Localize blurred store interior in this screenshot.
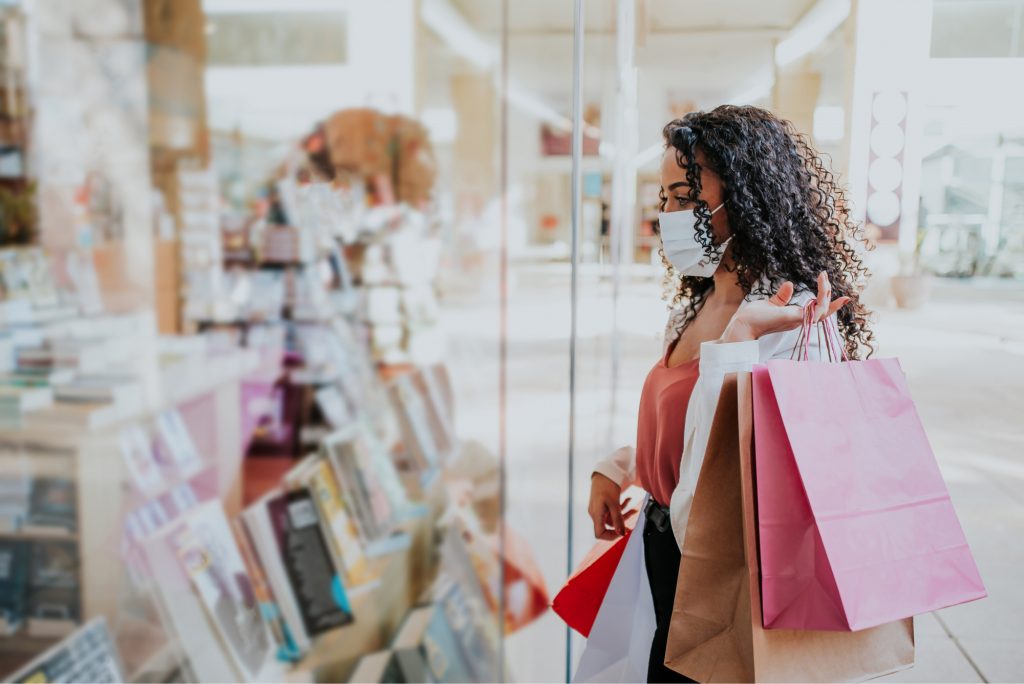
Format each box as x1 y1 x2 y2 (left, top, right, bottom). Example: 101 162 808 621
0 0 1021 682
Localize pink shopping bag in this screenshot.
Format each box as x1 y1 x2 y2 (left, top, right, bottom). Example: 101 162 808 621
751 305 985 631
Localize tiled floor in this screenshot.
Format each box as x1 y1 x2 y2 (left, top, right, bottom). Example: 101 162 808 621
443 266 1024 683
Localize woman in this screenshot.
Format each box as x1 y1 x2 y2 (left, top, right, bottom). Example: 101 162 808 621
587 105 875 682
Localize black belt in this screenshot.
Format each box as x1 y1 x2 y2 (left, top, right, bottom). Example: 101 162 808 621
643 498 672 533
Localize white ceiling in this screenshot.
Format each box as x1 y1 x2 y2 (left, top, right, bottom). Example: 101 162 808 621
437 0 829 105
450 0 817 34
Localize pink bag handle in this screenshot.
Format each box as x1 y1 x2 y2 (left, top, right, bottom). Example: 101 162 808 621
790 299 848 362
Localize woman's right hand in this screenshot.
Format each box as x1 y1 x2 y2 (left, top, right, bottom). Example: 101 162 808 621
589 473 628 540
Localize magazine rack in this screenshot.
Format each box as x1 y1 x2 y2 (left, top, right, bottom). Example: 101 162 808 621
0 346 261 679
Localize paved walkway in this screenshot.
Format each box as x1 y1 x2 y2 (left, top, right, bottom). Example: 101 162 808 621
443 267 1023 682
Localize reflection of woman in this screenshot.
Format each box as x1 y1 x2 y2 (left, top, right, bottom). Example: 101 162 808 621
588 106 875 682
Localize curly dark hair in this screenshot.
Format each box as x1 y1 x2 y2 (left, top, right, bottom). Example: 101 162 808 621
657 105 875 359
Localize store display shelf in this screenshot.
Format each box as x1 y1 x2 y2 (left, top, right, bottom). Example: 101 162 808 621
0 350 260 448
258 260 312 270
292 511 435 683
0 529 77 542
0 630 60 653
126 639 184 682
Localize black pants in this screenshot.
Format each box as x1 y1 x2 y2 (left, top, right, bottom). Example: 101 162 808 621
643 508 697 683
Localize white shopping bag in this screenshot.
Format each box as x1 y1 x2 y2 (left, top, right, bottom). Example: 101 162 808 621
573 500 656 683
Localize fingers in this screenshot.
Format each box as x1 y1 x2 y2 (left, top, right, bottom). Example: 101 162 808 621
607 503 625 537
591 508 605 539
827 297 850 317
769 281 794 306
591 501 626 539
815 272 832 322
619 496 632 511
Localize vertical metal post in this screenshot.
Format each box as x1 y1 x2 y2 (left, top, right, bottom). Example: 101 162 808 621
609 0 638 449
498 0 510 681
566 0 584 681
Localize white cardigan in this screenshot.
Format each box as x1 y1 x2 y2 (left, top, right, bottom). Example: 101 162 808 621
593 289 834 551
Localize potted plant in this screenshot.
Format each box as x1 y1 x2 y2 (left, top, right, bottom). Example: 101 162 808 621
890 226 932 309
0 181 37 246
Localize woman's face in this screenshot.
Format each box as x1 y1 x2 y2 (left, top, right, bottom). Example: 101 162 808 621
659 147 730 245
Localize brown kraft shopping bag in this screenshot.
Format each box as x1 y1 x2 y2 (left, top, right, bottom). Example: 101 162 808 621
664 372 915 682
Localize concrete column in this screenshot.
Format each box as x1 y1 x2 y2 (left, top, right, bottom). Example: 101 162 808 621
846 0 933 251
451 72 497 218
772 59 822 139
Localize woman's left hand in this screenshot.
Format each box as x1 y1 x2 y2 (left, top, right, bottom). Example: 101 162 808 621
720 271 850 343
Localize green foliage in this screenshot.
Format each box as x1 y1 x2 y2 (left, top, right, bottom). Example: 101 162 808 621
0 181 37 246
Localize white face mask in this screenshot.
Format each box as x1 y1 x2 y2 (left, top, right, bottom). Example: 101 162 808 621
658 203 730 277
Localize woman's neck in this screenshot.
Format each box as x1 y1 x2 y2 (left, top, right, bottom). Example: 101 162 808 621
710 253 746 306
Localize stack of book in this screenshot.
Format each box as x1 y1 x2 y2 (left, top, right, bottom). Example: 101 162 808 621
178 165 227 325
0 382 53 427
260 225 314 265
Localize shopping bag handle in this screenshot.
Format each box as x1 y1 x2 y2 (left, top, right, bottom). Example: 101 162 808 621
790 299 849 362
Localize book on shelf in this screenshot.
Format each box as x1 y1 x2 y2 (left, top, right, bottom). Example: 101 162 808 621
24 477 76 534
241 490 312 654
364 286 403 325
0 333 13 373
315 385 355 430
154 409 204 477
118 425 163 496
231 517 301 663
8 617 125 684
0 384 54 423
59 248 105 316
322 428 391 545
386 606 434 682
266 489 354 637
140 511 242 684
167 483 199 518
53 372 144 409
0 367 76 387
0 539 29 635
20 399 122 431
414 366 455 456
347 649 406 683
27 540 80 638
286 457 374 589
171 502 276 681
0 247 59 309
15 341 111 374
378 598 478 684
0 475 30 532
388 375 441 472
437 525 503 682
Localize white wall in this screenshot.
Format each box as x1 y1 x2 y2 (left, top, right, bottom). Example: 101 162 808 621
203 0 416 140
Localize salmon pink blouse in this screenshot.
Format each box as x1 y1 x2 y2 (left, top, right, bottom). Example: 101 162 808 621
635 338 700 507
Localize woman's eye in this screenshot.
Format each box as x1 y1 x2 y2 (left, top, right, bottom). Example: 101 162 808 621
675 196 689 208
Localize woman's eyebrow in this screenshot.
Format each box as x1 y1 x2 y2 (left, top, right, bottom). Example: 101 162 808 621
667 182 689 191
